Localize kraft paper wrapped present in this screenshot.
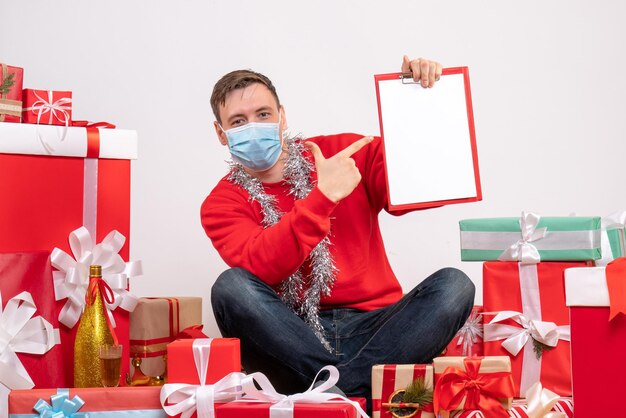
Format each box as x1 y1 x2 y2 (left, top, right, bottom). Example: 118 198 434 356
444 306 483 357
0 252 62 417
482 261 585 397
565 259 626 417
433 356 514 418
0 63 23 123
130 297 203 378
0 121 139 386
459 212 601 262
372 364 434 418
22 89 72 126
595 211 626 266
9 387 165 417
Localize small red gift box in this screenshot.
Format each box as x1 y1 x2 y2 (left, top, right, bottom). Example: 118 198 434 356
444 306 483 357
167 338 241 385
371 364 434 418
482 261 586 397
0 63 23 123
565 261 626 417
8 387 163 416
0 122 138 386
22 89 72 126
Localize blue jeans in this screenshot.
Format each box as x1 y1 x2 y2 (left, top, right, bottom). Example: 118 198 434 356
211 267 474 410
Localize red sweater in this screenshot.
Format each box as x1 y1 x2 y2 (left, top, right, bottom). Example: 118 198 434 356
201 133 405 311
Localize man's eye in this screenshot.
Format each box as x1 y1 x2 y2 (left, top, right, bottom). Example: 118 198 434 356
231 119 245 126
259 112 270 119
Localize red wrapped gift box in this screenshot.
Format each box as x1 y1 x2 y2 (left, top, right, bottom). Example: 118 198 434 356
565 263 626 417
0 63 23 123
448 397 573 417
444 306 483 357
0 121 138 386
168 338 241 385
482 261 586 397
215 398 367 418
9 386 164 417
22 89 72 126
0 252 65 389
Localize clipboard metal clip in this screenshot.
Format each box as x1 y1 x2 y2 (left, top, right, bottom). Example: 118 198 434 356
400 72 418 84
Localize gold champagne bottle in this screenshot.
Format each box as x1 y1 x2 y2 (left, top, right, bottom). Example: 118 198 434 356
74 265 117 387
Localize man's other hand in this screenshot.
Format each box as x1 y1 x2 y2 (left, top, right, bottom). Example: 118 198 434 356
401 56 443 88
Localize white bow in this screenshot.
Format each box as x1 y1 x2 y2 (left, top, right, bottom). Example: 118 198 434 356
240 366 369 418
498 212 547 264
160 339 248 418
0 291 59 391
483 311 570 357
525 382 567 418
50 226 142 328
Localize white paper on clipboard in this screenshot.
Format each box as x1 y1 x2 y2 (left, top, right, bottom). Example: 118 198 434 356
375 67 481 210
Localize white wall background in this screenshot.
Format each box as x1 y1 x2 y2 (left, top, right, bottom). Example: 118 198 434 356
2 0 625 338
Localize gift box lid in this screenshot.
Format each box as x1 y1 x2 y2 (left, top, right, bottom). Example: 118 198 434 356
565 266 610 306
0 121 137 159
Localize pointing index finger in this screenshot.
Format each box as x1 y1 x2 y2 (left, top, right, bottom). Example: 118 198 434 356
337 136 374 158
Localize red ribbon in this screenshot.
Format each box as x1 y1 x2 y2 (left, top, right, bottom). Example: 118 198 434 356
434 358 515 418
176 324 207 339
85 277 119 345
69 121 115 158
606 257 626 321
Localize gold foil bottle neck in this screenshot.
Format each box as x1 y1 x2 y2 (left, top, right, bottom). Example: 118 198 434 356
90 265 102 278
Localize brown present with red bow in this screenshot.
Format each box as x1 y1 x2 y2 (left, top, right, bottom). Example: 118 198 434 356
433 356 515 418
0 63 23 123
129 297 204 382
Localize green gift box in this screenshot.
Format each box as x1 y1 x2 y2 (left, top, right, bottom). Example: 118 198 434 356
459 212 601 262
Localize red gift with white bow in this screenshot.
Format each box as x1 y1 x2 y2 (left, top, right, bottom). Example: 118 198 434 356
482 261 585 397
160 338 368 418
22 89 72 126
0 251 61 417
0 121 138 385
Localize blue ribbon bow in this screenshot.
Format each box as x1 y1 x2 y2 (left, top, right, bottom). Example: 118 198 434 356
33 389 89 418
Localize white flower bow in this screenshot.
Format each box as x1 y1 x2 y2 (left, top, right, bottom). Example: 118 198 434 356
50 226 142 328
0 291 59 391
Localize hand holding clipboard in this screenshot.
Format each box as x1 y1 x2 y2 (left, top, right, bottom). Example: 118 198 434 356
375 65 482 211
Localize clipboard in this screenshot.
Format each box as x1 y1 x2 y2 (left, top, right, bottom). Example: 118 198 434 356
374 67 482 211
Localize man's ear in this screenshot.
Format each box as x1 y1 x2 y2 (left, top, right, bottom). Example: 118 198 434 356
280 105 288 133
214 121 228 146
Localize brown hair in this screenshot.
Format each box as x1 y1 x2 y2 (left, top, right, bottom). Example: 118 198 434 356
210 69 280 124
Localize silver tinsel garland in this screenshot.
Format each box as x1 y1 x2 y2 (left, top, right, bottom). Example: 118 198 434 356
227 136 337 352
